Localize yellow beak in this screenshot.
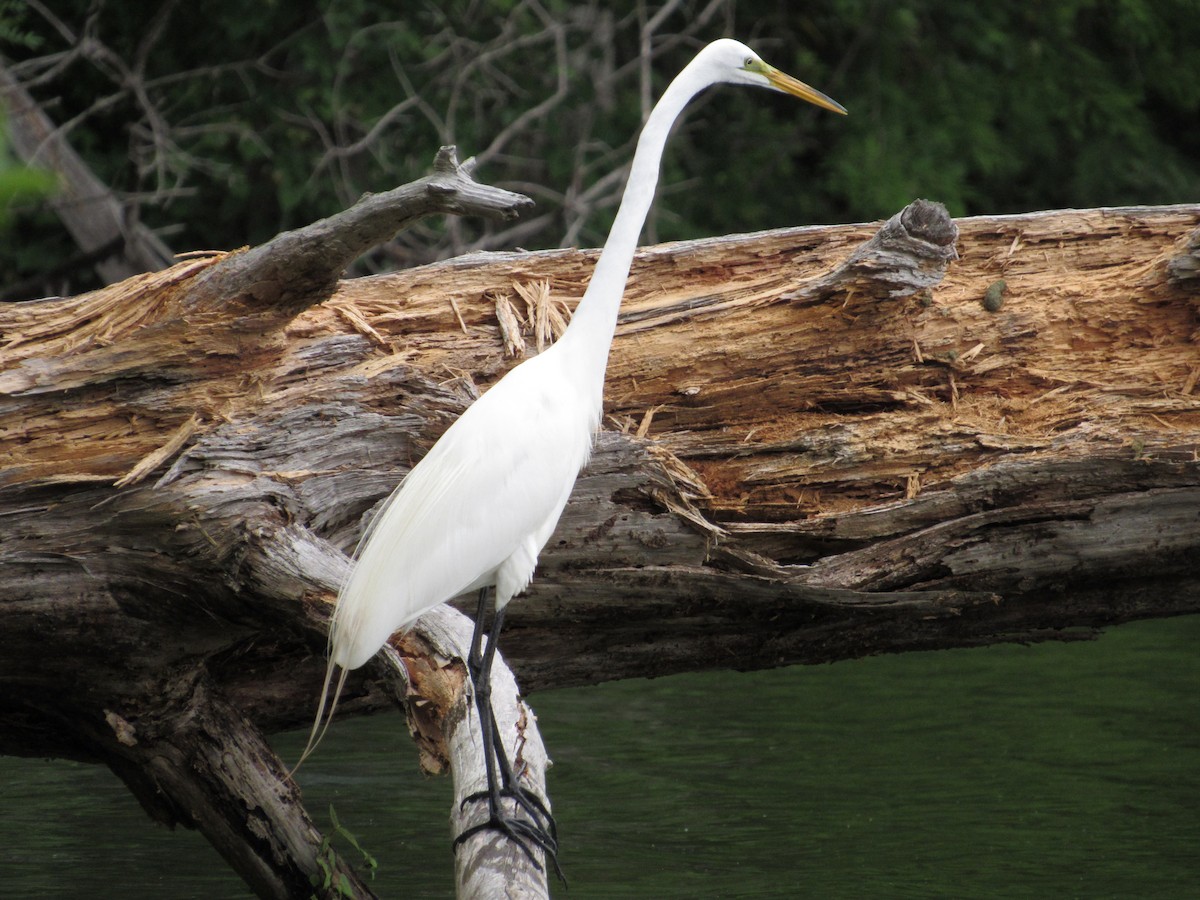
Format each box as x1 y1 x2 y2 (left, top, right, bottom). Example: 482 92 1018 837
764 65 847 116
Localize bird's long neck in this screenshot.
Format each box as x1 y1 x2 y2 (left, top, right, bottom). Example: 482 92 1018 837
557 61 713 400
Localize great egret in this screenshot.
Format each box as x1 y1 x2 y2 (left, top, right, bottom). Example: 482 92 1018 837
300 37 845 874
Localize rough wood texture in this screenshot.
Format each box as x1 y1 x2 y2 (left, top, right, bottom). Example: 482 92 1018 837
0 148 543 898
382 609 552 899
2 193 1199 896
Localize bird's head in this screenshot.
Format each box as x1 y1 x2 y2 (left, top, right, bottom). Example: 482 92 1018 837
698 38 847 116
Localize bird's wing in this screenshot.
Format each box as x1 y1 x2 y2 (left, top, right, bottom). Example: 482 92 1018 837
331 358 593 669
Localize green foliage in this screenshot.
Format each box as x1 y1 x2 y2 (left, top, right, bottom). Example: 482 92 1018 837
3 0 1198 298
0 0 41 51
821 0 1200 217
0 126 55 228
1 3 55 220
0 155 55 225
309 804 377 898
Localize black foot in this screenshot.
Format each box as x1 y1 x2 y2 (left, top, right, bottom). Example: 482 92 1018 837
460 783 558 844
459 589 566 885
453 807 566 885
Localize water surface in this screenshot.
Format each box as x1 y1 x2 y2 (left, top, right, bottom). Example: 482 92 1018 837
2 615 1197 898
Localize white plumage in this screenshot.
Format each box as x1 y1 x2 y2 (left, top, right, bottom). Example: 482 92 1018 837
331 350 598 670
298 37 844 871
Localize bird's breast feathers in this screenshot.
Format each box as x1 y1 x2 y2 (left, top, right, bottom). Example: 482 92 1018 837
338 357 596 642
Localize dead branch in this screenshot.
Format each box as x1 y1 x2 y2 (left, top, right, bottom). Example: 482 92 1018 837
0 148 540 898
2 196 1198 898
186 147 535 320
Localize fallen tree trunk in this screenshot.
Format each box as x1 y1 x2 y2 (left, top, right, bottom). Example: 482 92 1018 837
0 148 552 898
2 165 1198 897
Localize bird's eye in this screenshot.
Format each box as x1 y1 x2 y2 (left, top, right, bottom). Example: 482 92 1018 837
744 56 755 68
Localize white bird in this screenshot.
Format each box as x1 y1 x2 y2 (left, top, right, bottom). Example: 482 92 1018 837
299 37 845 873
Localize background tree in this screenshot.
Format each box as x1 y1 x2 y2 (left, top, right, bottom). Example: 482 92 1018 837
3 0 1199 299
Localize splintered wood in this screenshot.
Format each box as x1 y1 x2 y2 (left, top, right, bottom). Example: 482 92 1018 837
3 203 1199 878
4 206 1197 528
305 205 1200 523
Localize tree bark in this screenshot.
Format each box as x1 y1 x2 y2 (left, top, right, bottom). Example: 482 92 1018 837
2 183 1198 897
0 147 545 898
0 57 175 287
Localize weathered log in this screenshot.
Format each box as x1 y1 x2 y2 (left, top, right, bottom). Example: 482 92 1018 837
1168 224 1200 284
0 148 546 898
2 192 1199 897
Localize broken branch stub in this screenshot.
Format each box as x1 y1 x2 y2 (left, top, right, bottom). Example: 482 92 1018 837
347 609 553 898
185 146 536 323
1167 225 1200 285
787 198 959 303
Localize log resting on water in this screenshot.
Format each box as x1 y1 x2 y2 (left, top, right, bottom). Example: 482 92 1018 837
2 155 1199 897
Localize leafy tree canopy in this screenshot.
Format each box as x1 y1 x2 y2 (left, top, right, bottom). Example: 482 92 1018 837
2 0 1198 298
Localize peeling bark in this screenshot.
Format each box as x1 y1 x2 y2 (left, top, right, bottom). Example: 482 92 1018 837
1168 224 1200 285
2 193 1198 896
0 148 543 898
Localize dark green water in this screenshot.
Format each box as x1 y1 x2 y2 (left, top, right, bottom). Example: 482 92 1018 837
3 615 1197 898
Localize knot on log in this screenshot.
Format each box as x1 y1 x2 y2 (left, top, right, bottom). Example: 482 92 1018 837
432 145 464 176
428 147 467 196
899 198 959 249
786 199 959 304
1167 226 1200 286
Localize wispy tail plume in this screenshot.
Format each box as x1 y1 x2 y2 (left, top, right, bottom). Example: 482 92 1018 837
289 654 349 777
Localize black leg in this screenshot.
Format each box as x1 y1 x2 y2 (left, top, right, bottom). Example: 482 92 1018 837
486 709 558 840
454 588 564 882
476 604 557 831
467 586 489 676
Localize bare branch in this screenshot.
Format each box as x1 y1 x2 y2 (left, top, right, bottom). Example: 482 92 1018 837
475 21 570 170
187 146 534 317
